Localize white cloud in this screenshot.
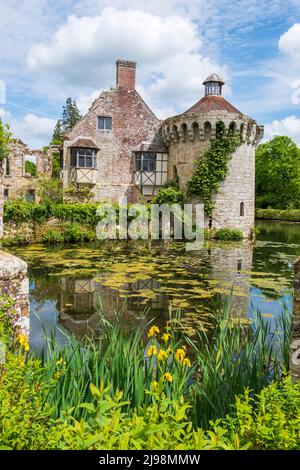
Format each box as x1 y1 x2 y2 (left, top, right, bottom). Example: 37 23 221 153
12 114 56 148
279 23 300 60
76 89 101 114
0 107 56 148
264 116 300 146
27 7 226 115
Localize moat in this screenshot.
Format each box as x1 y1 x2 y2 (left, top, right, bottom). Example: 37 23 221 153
9 219 298 350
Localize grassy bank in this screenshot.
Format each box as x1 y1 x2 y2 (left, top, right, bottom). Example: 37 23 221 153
256 208 300 222
1 296 299 450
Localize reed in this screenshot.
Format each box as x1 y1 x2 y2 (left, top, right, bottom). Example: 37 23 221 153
35 297 291 427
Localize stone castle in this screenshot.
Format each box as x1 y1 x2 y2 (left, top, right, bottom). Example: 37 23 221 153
62 60 264 237
0 59 264 239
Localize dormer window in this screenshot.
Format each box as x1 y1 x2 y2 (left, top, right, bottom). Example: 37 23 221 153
135 152 156 172
98 116 112 130
71 148 97 168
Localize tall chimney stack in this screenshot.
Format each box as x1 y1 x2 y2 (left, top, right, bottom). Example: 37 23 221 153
116 60 136 90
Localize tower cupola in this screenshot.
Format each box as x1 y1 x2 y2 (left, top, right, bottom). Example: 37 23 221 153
203 73 225 96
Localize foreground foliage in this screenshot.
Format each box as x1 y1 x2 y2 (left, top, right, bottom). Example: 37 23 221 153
0 296 299 450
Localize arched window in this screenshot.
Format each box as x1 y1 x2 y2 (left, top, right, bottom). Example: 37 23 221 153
204 121 211 140
240 123 245 139
247 122 253 138
192 122 199 140
228 121 236 136
181 123 188 141
216 121 225 139
240 202 245 217
172 124 179 142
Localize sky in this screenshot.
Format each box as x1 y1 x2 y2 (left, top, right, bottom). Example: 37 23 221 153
0 0 300 148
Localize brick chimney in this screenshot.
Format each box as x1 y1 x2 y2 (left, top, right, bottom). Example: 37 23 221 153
116 60 136 90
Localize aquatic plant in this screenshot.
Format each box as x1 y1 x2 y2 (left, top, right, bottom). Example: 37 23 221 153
188 298 291 427
214 228 244 241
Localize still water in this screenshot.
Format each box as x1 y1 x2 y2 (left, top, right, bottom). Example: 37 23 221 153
9 220 299 350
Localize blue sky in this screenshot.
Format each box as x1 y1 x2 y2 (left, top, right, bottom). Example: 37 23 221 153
1 0 300 148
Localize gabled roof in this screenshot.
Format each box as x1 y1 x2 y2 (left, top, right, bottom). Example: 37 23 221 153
69 138 99 149
183 95 242 115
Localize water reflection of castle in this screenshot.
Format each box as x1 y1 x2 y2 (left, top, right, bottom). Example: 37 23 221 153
209 241 253 315
58 242 254 338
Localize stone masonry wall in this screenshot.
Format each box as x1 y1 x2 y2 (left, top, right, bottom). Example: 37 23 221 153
4 139 52 201
211 142 255 235
0 163 3 238
63 60 164 203
63 88 162 203
163 111 262 238
0 250 30 336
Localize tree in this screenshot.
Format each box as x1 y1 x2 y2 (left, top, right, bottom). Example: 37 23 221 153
51 120 63 144
0 119 12 237
61 98 81 133
256 135 300 209
25 160 36 176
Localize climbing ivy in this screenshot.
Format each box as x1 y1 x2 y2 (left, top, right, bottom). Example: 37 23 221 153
187 126 241 215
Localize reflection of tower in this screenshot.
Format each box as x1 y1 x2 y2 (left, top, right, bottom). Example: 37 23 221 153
209 241 253 316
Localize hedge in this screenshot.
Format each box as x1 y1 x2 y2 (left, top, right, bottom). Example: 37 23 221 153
255 208 300 222
4 202 109 227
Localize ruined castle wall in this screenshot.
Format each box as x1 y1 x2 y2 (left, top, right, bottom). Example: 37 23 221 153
4 140 52 201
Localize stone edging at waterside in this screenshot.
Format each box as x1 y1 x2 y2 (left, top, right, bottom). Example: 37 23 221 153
0 250 30 336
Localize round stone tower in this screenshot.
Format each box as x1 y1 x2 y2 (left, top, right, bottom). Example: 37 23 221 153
162 74 264 238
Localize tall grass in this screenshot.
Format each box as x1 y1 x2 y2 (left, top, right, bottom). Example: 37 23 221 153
187 298 291 427
35 298 291 428
38 310 192 420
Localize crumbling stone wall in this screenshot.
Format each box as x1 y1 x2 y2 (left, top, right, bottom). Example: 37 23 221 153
4 139 52 201
0 250 29 336
0 162 4 238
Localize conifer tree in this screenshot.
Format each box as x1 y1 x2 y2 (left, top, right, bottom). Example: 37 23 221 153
51 119 63 144
61 98 81 133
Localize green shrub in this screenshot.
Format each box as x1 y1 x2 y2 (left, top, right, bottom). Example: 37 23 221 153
3 202 50 226
42 229 64 244
1 234 29 246
222 376 300 450
153 187 185 204
36 177 63 205
255 208 300 222
214 228 244 241
0 353 54 450
63 222 96 243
